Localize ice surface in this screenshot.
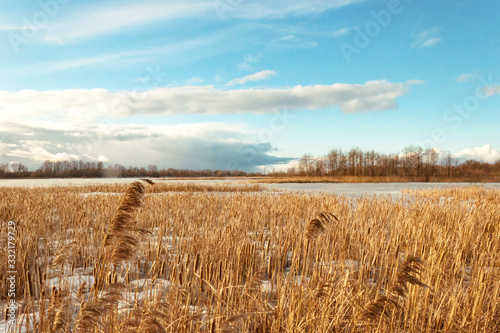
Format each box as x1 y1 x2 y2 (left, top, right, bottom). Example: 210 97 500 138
1 178 498 198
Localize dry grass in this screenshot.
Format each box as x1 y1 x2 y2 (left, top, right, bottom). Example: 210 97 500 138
0 183 499 332
79 182 267 194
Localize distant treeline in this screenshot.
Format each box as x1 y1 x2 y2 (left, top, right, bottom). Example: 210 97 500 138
0 160 261 179
273 146 500 181
1 145 500 181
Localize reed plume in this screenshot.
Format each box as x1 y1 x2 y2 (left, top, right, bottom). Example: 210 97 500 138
305 212 339 240
361 255 430 324
104 181 150 266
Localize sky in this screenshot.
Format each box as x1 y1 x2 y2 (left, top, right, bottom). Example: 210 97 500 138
0 0 499 171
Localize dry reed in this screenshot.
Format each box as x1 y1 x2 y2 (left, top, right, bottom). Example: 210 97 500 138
0 184 498 332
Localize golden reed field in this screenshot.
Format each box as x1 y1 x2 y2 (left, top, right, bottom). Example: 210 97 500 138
1 182 499 332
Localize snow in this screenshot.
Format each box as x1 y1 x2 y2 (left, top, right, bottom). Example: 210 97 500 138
1 178 498 198
265 182 500 197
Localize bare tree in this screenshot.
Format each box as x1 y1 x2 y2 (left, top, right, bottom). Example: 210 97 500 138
298 153 314 176
326 149 339 176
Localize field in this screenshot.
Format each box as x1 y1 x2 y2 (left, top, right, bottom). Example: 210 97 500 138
1 182 499 332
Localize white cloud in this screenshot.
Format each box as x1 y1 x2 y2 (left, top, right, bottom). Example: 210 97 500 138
272 34 319 48
225 70 276 86
0 140 83 162
456 72 480 83
453 144 500 164
0 78 423 170
277 35 296 41
265 158 301 173
187 77 204 84
332 27 353 37
0 80 422 119
411 28 442 49
238 54 261 71
421 37 441 48
44 1 212 43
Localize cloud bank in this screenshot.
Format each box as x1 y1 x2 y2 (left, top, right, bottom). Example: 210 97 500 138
0 79 422 171
0 122 292 171
0 80 422 119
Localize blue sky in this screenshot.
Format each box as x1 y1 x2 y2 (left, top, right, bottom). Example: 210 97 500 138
0 0 499 171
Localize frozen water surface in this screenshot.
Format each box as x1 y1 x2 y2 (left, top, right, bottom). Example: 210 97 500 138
0 178 498 198
264 182 500 198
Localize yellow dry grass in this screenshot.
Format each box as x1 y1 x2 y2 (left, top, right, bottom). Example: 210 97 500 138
0 183 499 332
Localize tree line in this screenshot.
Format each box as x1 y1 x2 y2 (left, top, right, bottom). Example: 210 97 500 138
1 145 499 180
279 146 500 180
0 160 260 179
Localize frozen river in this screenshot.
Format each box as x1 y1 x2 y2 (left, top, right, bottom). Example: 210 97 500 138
1 178 498 197
264 182 500 197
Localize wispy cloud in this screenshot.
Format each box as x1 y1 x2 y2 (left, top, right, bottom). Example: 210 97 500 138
43 1 212 43
272 34 319 48
238 54 262 71
36 0 365 43
224 0 366 19
187 77 204 84
225 70 276 86
0 26 24 31
411 27 442 48
8 30 236 75
332 27 354 37
0 80 423 118
277 35 296 41
456 72 480 82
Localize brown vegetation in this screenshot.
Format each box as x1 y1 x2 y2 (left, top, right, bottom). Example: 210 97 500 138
0 161 259 179
0 183 499 332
